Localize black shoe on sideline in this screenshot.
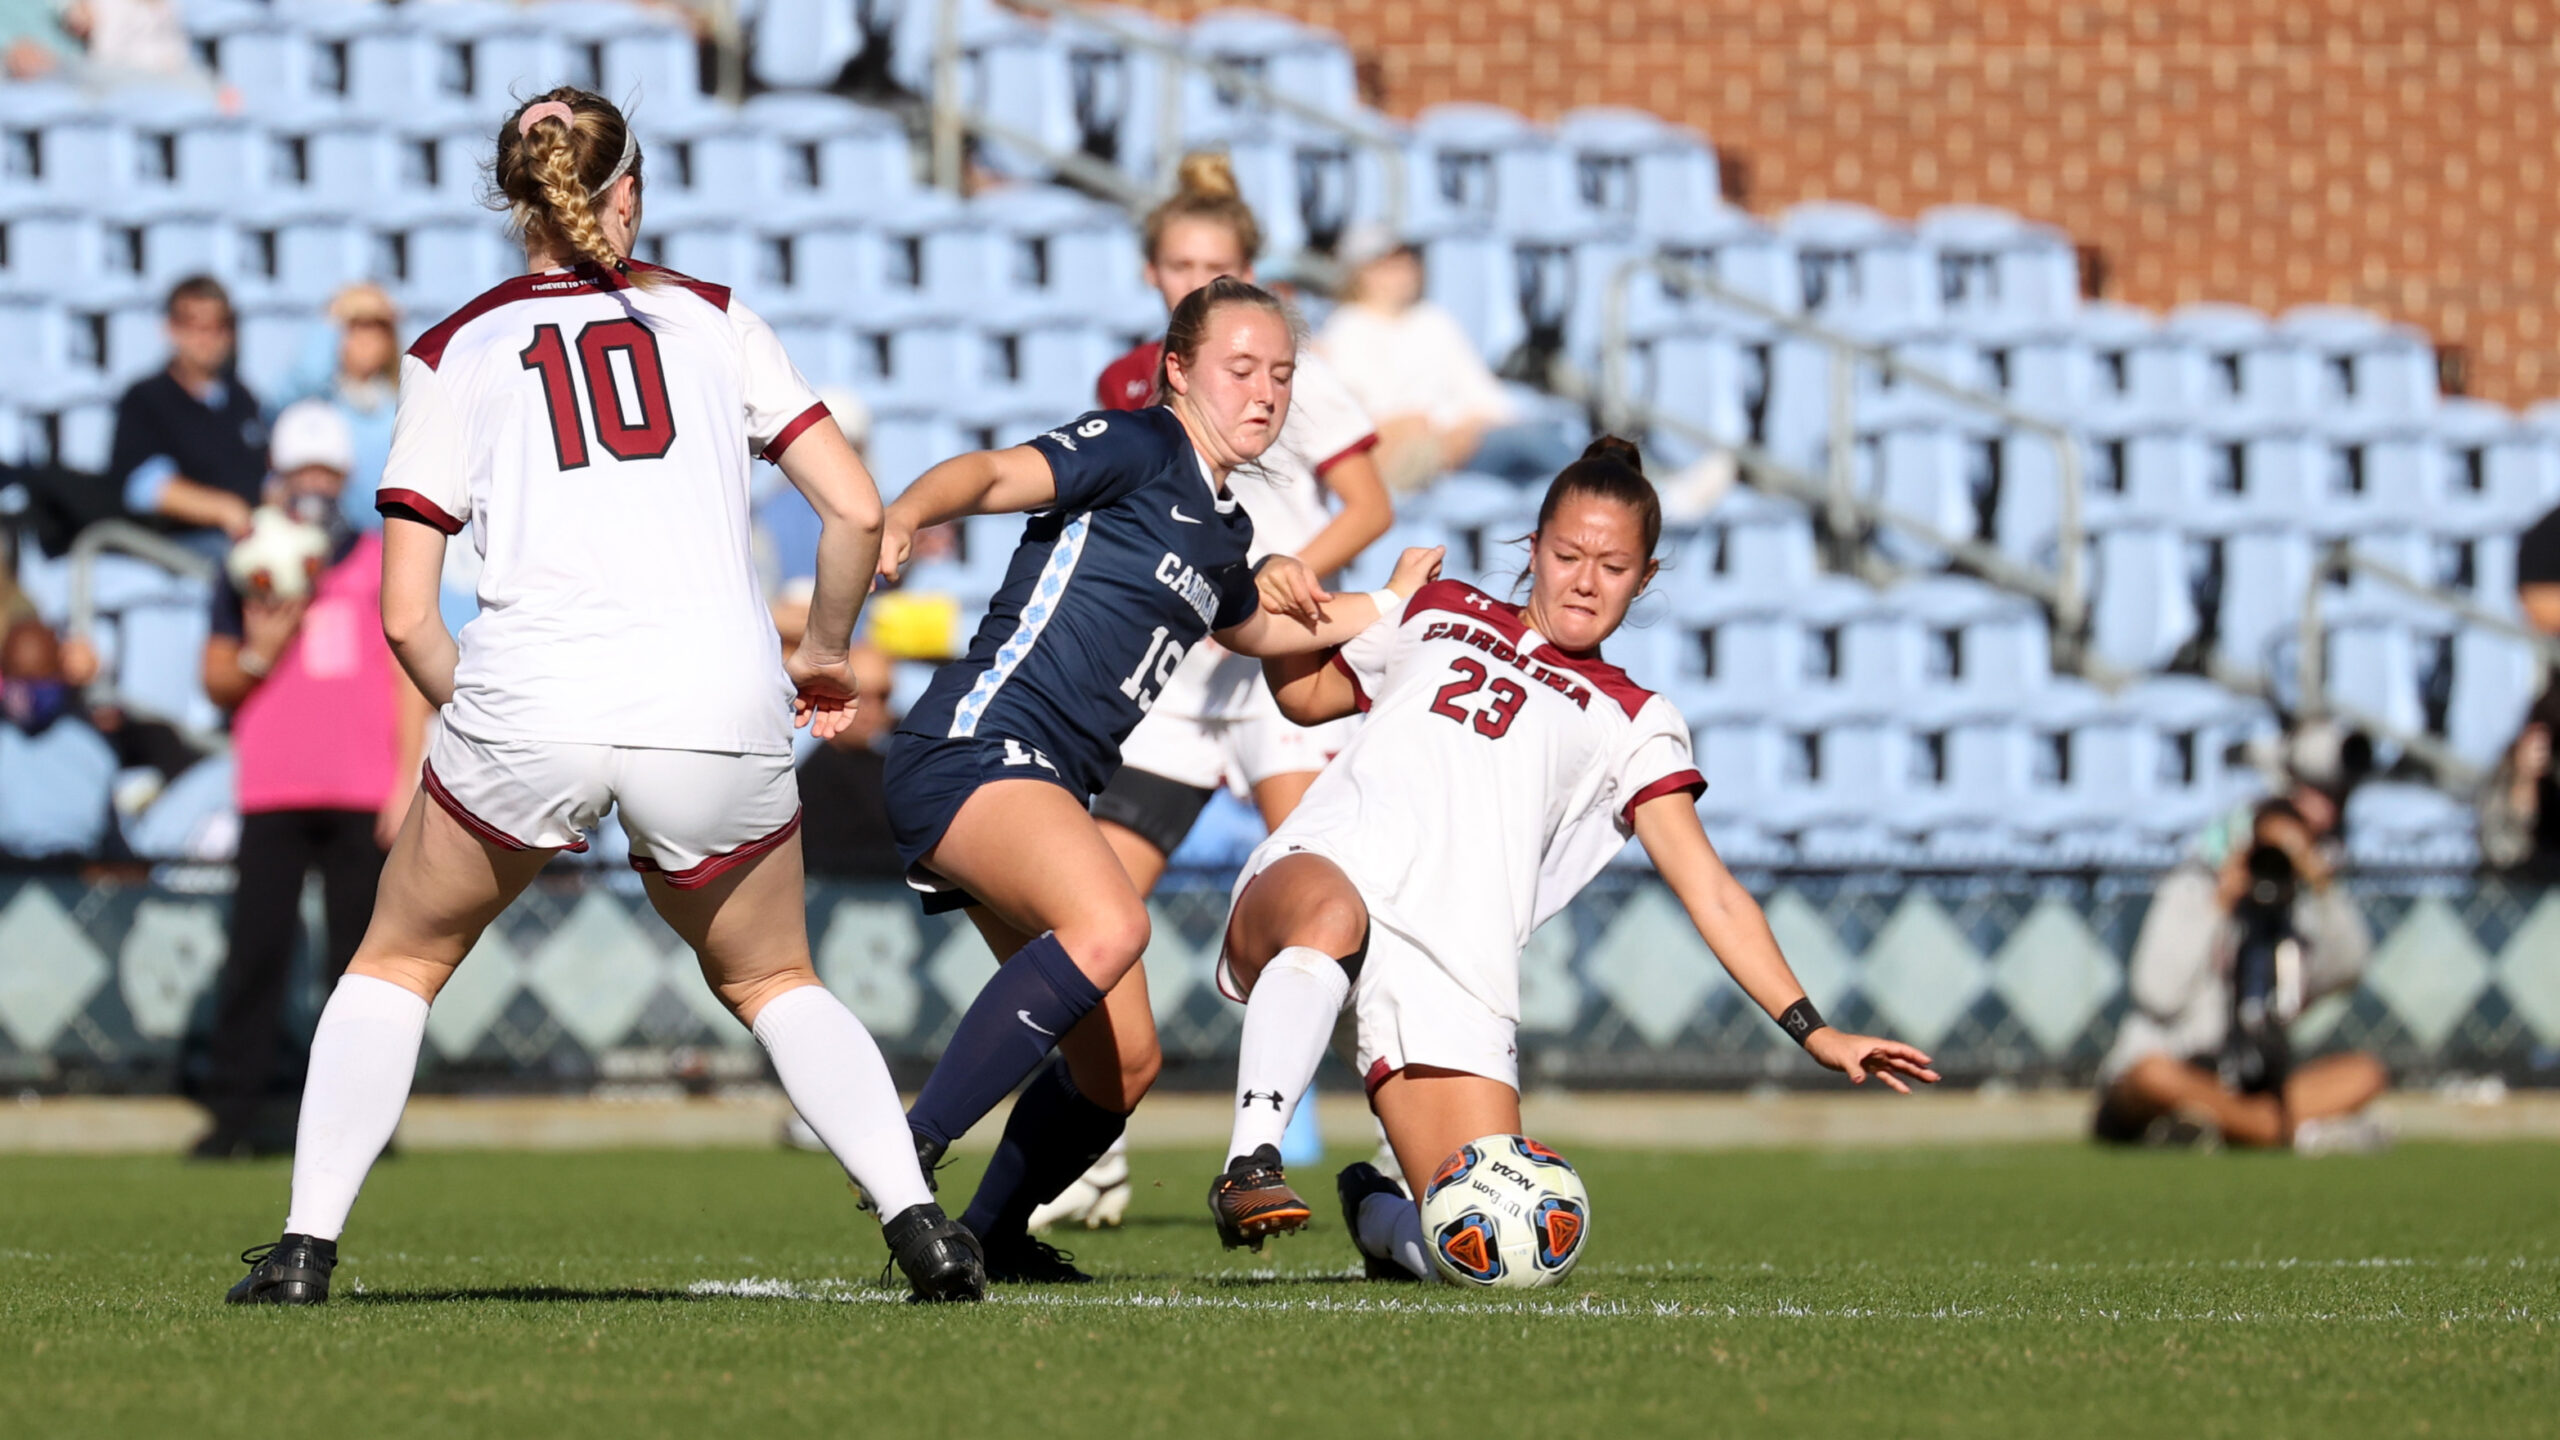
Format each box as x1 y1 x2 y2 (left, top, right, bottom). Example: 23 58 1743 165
881 1203 985 1304
225 1233 337 1305
1335 1162 1421 1283
979 1229 1094 1285
1208 1143 1312 1252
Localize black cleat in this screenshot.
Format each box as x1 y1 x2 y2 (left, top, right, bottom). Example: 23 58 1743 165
852 1130 949 1214
1208 1143 1312 1252
979 1230 1094 1285
881 1202 985 1303
1335 1162 1420 1283
225 1233 336 1305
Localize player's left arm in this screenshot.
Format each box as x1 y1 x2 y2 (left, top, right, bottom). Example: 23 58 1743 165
1219 545 1442 657
379 515 459 709
1293 447 1392 578
1634 797 1941 1093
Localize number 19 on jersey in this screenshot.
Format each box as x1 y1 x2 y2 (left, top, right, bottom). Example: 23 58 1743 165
1119 626 1188 712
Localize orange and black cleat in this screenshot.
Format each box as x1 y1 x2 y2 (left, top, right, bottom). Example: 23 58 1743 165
1208 1143 1313 1251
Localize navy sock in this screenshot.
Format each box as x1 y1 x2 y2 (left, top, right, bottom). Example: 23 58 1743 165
908 930 1106 1149
960 1061 1129 1244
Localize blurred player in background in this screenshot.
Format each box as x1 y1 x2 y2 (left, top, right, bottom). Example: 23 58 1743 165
874 277 1439 1281
1218 439 1938 1273
226 88 982 1306
1034 151 1393 1233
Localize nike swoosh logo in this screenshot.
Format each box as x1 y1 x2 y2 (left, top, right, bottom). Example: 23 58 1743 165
1170 505 1201 524
1017 1010 1056 1036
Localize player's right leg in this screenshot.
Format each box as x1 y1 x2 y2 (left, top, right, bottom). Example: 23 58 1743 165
1207 852 1370 1249
1354 1067 1527 1282
227 783 555 1305
900 777 1153 1155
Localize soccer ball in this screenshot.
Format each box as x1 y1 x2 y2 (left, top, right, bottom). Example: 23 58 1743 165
1417 1134 1590 1288
224 507 332 602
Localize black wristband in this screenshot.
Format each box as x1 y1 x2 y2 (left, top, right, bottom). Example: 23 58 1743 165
1777 998 1825 1047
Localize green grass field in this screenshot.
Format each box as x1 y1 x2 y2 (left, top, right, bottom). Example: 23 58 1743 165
2 1140 2553 1439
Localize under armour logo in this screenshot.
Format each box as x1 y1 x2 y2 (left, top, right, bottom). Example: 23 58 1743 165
1462 593 1494 612
1241 1090 1285 1112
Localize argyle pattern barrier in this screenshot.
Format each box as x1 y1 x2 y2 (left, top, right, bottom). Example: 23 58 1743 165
1 870 2553 1091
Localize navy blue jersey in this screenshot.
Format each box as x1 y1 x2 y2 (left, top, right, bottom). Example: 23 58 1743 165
899 407 1260 796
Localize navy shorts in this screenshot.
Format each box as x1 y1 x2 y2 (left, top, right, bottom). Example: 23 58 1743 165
884 731 1086 915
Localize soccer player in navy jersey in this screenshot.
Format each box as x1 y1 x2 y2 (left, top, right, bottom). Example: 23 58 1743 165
874 277 1442 1281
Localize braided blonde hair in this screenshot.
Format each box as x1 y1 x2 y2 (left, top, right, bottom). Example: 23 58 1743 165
491 88 653 284
1143 151 1264 265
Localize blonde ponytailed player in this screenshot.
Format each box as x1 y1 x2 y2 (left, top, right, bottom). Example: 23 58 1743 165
1208 438 1940 1270
224 89 984 1305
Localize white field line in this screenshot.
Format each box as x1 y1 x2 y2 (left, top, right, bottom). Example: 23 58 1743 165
682 1277 2544 1326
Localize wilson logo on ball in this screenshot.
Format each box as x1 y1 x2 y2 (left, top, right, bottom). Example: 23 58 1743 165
1432 1212 1505 1284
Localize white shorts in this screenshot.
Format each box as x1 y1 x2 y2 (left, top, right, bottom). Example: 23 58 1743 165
1119 708 1354 796
422 722 801 888
1224 835 1520 1096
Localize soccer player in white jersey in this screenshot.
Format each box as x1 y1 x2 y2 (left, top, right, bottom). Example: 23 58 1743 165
1208 439 1940 1270
1021 152 1391 1241
224 89 983 1306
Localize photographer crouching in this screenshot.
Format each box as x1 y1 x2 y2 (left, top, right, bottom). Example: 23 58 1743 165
2094 748 2389 1154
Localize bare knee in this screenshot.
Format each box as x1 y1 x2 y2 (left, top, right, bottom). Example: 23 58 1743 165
715 965 821 1027
345 953 454 1004
1056 902 1151 987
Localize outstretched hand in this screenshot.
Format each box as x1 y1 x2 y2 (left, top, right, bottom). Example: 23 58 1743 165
1257 554 1333 627
874 515 916 588
786 647 861 741
1387 545 1445 598
1804 1030 1940 1095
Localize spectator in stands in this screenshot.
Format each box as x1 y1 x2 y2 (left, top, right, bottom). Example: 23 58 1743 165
2479 685 2560 879
65 0 189 78
192 401 428 1159
0 616 117 860
796 642 903 879
0 0 77 78
2092 752 2387 1155
109 276 267 558
275 283 402 534
1317 222 1579 492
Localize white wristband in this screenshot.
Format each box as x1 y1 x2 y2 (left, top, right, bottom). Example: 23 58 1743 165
1367 589 1400 617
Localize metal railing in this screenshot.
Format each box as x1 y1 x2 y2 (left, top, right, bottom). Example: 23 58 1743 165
2282 544 2560 793
929 0 1406 244
65 520 228 754
1593 254 2091 652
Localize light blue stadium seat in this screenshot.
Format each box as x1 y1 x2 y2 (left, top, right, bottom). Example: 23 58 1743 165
867 404 964 498
343 20 466 121
1624 326 1751 469
410 3 574 114
762 310 858 391
234 297 321 402
1417 223 1516 363
1918 205 2078 324
1886 575 2052 700
1338 520 1459 593
1213 133 1376 262
2317 414 2444 528
231 202 370 306
864 311 973 409
2167 302 2323 421
2120 674 2269 823
1780 202 1938 327
968 186 1148 318
104 200 242 285
2089 519 2196 672
2435 399 2558 522
1555 107 1719 239
2279 304 2438 418
2345 782 2478 868
0 204 106 288
741 95 917 208
887 0 1023 102
2446 628 2542 770
545 2 710 116
1403 103 1568 237
112 595 220 736
2194 422 2325 531
1754 333 1833 473
388 113 493 211
391 205 514 313
1643 204 1793 326
1863 415 1993 568
196 10 342 116
752 0 867 92
975 310 1119 416
163 111 265 205
1182 9 1361 147
2212 523 2315 675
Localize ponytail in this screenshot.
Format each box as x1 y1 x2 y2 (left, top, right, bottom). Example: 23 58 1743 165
491 87 652 284
1142 150 1264 266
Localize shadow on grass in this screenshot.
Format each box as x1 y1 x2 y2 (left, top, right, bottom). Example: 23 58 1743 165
345 1286 732 1306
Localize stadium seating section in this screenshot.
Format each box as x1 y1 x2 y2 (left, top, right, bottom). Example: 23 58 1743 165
6 0 2551 870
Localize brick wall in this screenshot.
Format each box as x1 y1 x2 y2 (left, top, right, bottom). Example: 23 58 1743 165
1133 1 2560 406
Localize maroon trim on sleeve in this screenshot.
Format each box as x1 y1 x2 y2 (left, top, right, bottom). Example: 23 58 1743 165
1327 648 1373 714
1363 1057 1395 1098
629 811 803 889
376 488 464 535
1313 431 1380 476
1619 769 1707 828
761 401 832 463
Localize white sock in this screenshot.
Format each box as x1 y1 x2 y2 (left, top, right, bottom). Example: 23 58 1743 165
283 974 429 1241
1228 946 1350 1161
752 985 933 1219
1356 1191 1432 1280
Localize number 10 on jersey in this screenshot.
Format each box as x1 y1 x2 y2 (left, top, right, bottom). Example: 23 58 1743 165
520 319 679 469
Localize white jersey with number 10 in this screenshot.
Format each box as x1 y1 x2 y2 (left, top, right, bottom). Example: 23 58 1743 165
379 262 832 758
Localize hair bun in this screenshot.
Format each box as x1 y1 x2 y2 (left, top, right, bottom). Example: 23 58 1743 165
1580 434 1645 477
1174 150 1241 201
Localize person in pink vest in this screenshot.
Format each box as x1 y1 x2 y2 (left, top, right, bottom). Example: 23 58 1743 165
193 400 429 1159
